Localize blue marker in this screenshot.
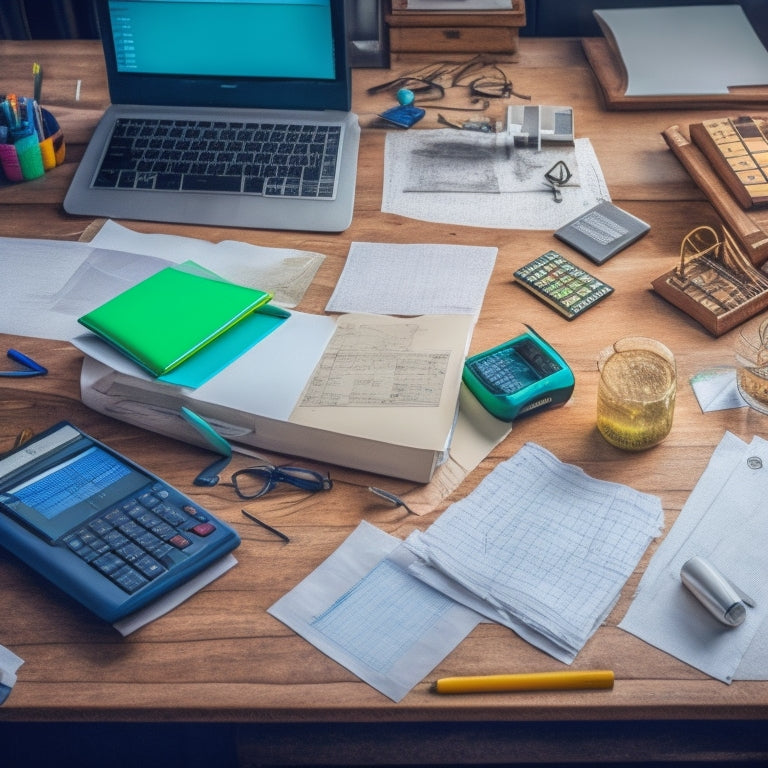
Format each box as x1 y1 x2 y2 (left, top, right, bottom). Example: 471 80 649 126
2 349 48 377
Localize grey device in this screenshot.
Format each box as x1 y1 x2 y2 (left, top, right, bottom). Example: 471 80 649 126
553 200 650 264
680 556 755 627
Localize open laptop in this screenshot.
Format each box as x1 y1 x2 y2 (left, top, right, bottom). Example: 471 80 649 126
64 0 359 233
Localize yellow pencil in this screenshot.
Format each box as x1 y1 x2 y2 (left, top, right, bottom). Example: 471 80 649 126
432 670 615 694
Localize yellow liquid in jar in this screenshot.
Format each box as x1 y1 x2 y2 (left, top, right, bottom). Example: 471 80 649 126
596 349 675 451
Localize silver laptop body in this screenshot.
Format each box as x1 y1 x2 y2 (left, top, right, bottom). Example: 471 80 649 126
64 0 359 233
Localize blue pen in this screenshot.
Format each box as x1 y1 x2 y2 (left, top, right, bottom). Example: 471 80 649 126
1 349 48 377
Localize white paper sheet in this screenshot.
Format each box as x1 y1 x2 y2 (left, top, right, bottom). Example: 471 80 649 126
325 242 497 316
0 225 326 341
383 132 609 229
619 432 768 682
0 645 24 704
690 367 748 412
405 442 664 662
113 554 238 636
268 521 483 702
89 220 325 307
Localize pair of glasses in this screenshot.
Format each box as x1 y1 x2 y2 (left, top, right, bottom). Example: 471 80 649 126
450 57 531 101
223 463 332 499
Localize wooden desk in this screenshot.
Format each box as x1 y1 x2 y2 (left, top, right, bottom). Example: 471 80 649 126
1 39 767 766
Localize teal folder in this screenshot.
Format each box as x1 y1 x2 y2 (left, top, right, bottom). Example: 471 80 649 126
78 265 275 377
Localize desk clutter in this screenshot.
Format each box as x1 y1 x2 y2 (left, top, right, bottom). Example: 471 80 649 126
0 95 64 183
7 32 768 724
655 115 768 336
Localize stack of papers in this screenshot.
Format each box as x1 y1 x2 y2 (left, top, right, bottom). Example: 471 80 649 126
270 442 663 702
405 442 664 662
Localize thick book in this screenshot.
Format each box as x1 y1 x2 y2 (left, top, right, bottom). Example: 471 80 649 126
78 264 273 376
76 311 477 483
689 116 768 210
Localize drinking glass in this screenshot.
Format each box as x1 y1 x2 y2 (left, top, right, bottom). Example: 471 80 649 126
735 316 768 414
596 337 676 451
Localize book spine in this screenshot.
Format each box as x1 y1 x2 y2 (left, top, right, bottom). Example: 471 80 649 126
662 125 768 264
689 121 753 210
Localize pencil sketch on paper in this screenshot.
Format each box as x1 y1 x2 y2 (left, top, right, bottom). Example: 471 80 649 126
299 320 450 408
401 130 580 194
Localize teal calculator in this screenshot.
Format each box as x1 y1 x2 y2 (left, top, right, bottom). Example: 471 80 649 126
463 326 574 421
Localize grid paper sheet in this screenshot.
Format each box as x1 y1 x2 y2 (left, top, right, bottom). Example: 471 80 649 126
405 442 664 662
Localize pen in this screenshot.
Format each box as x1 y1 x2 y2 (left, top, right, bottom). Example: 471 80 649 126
241 509 290 543
1 349 48 377
33 62 43 104
432 670 615 694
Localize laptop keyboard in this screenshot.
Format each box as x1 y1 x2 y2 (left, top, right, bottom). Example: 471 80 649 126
92 117 342 199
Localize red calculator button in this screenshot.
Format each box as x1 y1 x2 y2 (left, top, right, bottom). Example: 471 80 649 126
191 522 215 537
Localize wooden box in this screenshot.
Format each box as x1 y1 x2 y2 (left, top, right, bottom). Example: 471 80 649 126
652 225 768 337
386 1 526 54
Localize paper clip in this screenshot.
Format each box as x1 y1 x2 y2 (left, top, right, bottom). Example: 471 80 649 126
1 349 48 377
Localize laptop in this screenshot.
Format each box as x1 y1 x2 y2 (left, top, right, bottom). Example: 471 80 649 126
64 0 359 233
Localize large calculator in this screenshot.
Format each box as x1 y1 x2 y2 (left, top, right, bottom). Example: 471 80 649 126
463 326 574 421
0 422 240 622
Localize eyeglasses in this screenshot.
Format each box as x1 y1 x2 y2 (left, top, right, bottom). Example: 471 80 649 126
368 55 530 110
224 463 332 499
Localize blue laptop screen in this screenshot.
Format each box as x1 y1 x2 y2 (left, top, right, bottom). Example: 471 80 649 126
107 0 335 80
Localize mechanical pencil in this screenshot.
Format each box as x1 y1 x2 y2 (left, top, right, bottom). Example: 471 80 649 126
432 670 615 694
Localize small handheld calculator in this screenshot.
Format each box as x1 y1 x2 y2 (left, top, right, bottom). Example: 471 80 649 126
0 422 240 622
463 326 574 421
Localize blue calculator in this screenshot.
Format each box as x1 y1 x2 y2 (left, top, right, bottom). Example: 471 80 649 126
0 422 240 622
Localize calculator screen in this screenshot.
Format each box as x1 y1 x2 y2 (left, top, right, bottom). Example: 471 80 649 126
1 446 149 541
466 338 562 396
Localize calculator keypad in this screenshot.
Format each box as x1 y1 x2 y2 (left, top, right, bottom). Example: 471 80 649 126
62 483 214 594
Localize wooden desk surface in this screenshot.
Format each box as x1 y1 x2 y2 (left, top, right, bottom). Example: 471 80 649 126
1 38 767 763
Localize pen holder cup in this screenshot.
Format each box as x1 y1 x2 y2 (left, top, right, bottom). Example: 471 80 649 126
0 108 65 183
596 337 676 451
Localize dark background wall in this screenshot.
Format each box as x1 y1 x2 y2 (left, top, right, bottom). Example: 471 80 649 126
2 0 767 45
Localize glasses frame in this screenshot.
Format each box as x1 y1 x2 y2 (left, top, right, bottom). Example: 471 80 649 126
229 464 332 500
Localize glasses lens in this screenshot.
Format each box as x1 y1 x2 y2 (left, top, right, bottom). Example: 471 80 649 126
276 466 332 491
470 77 511 98
232 467 273 498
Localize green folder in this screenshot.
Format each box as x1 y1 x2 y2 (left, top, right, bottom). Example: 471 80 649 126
78 264 274 377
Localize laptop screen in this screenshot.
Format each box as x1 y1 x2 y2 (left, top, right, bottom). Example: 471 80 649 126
96 0 351 111
108 0 336 80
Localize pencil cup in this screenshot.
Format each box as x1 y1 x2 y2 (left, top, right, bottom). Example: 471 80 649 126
596 337 676 451
735 316 768 414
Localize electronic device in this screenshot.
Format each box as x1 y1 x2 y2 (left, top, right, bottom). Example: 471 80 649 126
0 422 240 623
63 0 359 233
462 326 575 421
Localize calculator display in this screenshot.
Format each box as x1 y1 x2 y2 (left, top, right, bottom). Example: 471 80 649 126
2 446 149 541
463 327 574 421
466 337 562 396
